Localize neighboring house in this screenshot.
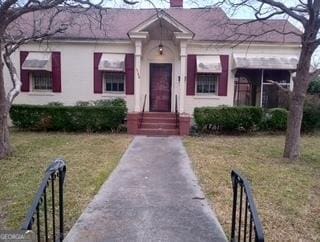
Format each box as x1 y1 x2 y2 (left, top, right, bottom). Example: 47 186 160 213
4 0 301 135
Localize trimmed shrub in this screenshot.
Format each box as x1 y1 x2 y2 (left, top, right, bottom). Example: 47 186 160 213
10 99 127 132
75 101 92 107
308 78 320 95
194 103 320 134
302 95 320 131
194 106 263 133
47 102 64 107
260 108 288 131
93 99 126 108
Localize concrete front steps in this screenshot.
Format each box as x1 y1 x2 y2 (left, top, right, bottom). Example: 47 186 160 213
138 112 179 136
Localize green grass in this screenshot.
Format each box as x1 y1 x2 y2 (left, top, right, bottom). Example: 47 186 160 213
184 134 320 241
0 131 132 232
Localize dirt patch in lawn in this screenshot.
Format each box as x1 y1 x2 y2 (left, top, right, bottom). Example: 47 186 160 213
0 131 132 232
184 134 320 241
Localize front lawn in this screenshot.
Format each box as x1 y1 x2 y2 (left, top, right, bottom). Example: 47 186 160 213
184 134 320 241
0 131 132 232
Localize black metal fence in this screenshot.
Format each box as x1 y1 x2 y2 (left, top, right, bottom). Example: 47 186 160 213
21 159 66 242
231 170 264 242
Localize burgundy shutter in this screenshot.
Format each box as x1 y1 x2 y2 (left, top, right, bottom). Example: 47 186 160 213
52 52 61 92
186 55 196 96
20 51 30 92
218 55 229 96
125 54 134 95
94 53 103 93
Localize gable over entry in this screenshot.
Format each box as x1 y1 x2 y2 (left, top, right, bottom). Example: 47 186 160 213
128 10 194 41
128 9 194 114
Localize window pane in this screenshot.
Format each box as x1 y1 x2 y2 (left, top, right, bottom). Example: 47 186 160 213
209 83 215 93
33 72 52 90
106 83 112 91
112 83 117 91
203 84 209 93
119 83 124 92
197 85 202 93
105 72 125 92
197 74 217 94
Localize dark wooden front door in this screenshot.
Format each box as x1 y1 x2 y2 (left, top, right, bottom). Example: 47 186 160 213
150 64 172 112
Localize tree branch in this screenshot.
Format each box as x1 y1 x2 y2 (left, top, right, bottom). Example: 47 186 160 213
3 50 20 104
123 0 139 4
256 0 308 25
265 80 291 93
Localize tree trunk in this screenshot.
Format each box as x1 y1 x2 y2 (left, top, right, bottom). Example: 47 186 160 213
0 108 10 159
0 40 11 159
283 38 315 160
283 90 305 160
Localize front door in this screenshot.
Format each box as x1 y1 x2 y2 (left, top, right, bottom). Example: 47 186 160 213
150 64 172 112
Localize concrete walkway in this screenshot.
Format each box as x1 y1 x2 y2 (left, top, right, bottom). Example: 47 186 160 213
65 136 227 242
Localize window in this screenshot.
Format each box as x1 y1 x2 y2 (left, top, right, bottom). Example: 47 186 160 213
105 72 125 93
32 71 52 91
197 74 218 94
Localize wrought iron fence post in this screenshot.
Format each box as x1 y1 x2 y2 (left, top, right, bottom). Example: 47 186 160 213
231 171 238 242
59 166 66 241
230 170 264 242
21 158 66 242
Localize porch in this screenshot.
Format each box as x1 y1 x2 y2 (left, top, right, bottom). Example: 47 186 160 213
232 55 296 108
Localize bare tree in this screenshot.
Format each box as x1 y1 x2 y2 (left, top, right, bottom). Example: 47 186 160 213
0 0 110 159
215 0 320 160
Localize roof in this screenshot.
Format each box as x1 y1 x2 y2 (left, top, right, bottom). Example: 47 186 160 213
9 7 302 44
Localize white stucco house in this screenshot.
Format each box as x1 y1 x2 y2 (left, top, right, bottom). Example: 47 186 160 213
5 0 301 135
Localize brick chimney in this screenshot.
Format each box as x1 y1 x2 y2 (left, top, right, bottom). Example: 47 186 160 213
170 0 183 8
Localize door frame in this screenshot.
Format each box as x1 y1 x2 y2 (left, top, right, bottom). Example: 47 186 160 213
149 63 173 112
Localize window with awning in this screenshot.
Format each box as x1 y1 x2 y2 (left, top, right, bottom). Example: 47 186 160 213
98 53 125 72
195 56 223 95
20 51 61 92
196 55 222 95
187 55 229 96
96 53 126 93
197 55 222 73
21 52 52 72
93 53 135 94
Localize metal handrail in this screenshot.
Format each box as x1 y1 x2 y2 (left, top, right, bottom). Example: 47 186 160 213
140 94 147 128
22 159 66 242
175 94 179 128
231 170 264 242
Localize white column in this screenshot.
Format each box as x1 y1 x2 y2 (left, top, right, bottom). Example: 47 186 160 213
134 40 142 112
179 41 187 113
260 69 264 107
289 72 294 91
